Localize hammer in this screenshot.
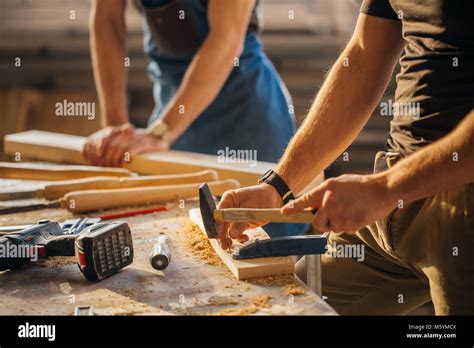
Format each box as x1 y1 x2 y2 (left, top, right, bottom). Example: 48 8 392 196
198 183 327 296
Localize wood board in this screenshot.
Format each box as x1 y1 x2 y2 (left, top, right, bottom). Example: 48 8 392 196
0 161 132 180
4 130 277 187
188 208 294 280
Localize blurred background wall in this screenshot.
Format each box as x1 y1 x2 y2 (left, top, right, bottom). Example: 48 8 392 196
0 0 395 175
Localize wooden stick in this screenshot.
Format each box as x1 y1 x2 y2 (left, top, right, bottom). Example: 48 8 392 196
213 208 314 224
0 161 132 180
59 179 240 213
38 169 218 200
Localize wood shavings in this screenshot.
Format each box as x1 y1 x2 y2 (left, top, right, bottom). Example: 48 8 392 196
248 275 295 286
251 295 272 308
184 222 221 265
249 276 306 296
35 257 75 268
210 295 272 316
212 306 259 316
283 285 306 296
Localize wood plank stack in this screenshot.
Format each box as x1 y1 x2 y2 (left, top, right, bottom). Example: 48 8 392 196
4 130 276 187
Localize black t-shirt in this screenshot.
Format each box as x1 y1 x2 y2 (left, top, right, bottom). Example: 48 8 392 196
360 0 474 155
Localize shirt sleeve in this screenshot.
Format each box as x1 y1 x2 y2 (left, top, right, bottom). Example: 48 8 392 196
360 0 399 21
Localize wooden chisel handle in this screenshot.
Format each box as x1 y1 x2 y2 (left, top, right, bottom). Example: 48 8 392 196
214 208 315 224
0 162 132 180
60 179 240 213
38 169 219 200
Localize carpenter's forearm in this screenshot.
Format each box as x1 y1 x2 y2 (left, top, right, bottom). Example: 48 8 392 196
274 15 404 194
276 29 401 194
381 110 474 204
89 8 128 127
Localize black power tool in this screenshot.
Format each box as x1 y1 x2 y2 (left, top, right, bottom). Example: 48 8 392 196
0 219 134 281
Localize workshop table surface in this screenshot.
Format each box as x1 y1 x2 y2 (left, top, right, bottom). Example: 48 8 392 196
0 179 336 315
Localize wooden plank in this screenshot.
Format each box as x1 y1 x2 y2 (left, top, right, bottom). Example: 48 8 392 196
0 161 132 180
188 208 294 280
61 180 240 213
4 130 278 187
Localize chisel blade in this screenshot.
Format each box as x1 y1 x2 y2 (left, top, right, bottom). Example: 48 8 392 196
0 201 61 215
0 190 37 201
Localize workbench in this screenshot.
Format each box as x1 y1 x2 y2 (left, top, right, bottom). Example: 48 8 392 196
0 178 336 315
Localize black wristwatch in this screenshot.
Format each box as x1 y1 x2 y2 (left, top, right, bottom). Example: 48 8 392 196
258 169 294 205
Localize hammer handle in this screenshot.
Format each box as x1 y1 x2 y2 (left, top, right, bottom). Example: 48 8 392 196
214 208 315 224
38 169 218 200
61 179 240 213
0 162 132 180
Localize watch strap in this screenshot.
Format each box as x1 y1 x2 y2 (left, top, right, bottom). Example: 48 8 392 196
258 170 294 205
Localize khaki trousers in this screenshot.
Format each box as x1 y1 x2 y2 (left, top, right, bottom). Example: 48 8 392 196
296 152 474 315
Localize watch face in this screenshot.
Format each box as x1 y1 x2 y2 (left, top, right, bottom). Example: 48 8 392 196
152 122 169 137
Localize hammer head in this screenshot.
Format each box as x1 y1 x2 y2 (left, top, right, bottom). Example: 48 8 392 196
199 183 219 239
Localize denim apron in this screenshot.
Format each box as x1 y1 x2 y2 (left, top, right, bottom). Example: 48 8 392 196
138 0 307 237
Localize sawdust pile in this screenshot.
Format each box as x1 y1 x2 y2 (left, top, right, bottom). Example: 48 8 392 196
251 295 272 308
283 285 306 296
184 222 221 265
248 275 295 286
248 276 305 297
211 295 272 316
36 257 76 268
213 306 258 316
